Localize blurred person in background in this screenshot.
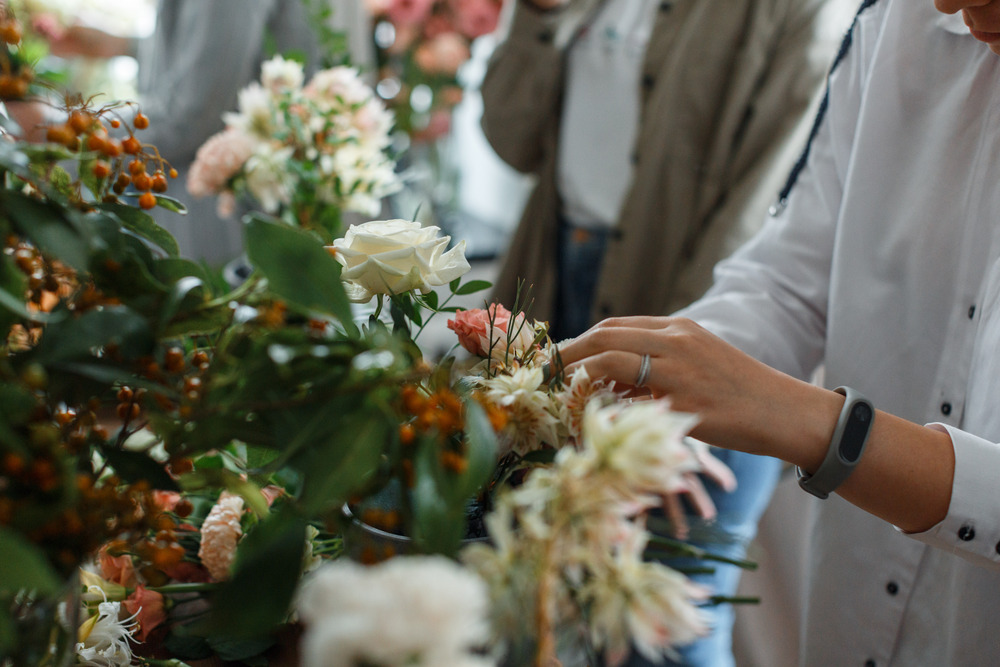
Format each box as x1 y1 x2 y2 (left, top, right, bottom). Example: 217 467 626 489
47 0 373 267
479 0 853 665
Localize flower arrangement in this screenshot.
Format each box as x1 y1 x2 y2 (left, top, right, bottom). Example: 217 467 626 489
187 55 401 242
365 0 503 143
0 20 744 667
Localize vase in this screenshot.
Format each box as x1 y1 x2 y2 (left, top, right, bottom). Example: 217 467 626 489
1 572 81 667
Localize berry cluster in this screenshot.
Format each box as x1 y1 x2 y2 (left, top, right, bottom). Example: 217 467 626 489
0 11 30 100
43 103 177 209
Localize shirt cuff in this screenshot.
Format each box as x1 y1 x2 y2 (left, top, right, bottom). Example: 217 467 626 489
902 423 1000 570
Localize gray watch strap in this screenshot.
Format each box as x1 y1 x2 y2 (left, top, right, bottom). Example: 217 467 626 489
797 386 874 499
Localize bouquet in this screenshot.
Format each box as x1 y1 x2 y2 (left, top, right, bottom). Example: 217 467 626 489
187 55 401 242
365 0 503 143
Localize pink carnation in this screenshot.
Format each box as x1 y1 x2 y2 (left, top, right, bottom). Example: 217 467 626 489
187 128 255 198
123 585 167 642
197 492 245 581
386 0 435 26
413 32 470 76
449 0 501 38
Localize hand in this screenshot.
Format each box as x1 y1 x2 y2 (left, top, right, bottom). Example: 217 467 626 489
557 316 837 468
47 24 131 60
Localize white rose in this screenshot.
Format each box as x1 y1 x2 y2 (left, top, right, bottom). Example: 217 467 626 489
331 219 471 302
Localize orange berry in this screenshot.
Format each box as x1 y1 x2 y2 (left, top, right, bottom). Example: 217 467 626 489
45 124 76 148
85 133 107 152
164 347 185 373
138 192 156 210
0 21 22 45
133 113 149 130
151 172 168 193
68 111 92 135
122 136 141 155
168 168 178 179
101 139 122 158
128 159 145 176
91 161 111 180
117 386 134 403
399 423 416 446
0 74 27 100
132 172 152 191
110 119 121 129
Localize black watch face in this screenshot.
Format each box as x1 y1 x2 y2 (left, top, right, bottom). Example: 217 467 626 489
839 403 873 462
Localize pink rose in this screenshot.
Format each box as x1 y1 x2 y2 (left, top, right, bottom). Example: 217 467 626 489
123 585 167 642
387 0 435 26
413 32 470 76
449 0 501 38
448 304 535 359
98 545 136 588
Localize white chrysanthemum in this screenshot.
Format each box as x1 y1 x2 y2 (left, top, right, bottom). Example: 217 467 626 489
583 527 708 663
551 366 621 444
297 556 494 667
304 66 373 109
224 82 279 139
260 55 305 95
480 366 561 456
244 144 296 213
198 492 245 581
75 595 139 667
324 143 401 215
579 401 700 499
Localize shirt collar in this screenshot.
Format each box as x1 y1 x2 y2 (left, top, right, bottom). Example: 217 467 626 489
936 11 971 36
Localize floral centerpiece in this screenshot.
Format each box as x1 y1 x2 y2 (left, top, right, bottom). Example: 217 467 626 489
187 55 401 242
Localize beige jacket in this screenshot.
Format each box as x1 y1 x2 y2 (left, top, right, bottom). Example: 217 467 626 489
481 0 847 323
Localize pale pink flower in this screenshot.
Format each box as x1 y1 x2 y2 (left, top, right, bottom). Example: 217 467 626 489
551 366 620 444
413 32 470 76
449 0 502 38
187 128 255 198
198 492 245 581
386 0 436 26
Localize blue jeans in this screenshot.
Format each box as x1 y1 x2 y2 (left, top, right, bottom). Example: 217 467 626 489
552 221 610 341
626 450 783 667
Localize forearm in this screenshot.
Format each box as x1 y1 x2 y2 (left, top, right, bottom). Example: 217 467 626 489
736 374 954 534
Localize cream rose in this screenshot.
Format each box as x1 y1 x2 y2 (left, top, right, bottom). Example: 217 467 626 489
330 219 471 302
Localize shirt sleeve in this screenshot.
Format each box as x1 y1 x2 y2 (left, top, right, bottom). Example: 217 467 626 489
903 424 1000 570
674 1 882 381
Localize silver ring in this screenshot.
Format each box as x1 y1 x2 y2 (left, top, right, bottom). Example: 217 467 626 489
634 353 652 388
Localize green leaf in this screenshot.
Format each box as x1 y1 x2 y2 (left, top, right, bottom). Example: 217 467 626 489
159 276 207 331
34 305 153 364
1 190 90 271
411 440 464 556
453 280 492 296
98 447 179 491
456 400 497 500
0 527 61 595
207 636 275 662
154 193 188 215
97 202 181 257
200 514 306 638
244 214 355 333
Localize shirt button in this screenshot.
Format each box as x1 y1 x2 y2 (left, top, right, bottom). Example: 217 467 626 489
659 1 673 10
599 305 611 317
886 581 899 595
968 305 976 319
941 402 952 416
958 524 976 541
995 541 1000 555
630 152 639 166
865 660 876 667
642 74 655 89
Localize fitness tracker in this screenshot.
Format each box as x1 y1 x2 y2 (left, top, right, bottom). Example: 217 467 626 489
797 386 874 499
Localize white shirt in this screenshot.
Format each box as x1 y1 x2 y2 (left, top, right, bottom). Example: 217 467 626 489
556 0 659 230
680 0 1000 664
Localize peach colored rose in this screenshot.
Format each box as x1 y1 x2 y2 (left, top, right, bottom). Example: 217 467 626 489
413 32 470 76
123 585 167 642
98 545 136 588
447 304 536 360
